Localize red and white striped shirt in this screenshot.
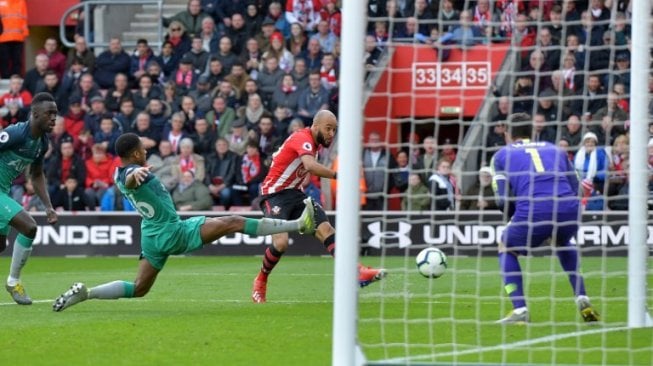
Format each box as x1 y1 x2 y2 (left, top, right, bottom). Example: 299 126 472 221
260 128 317 195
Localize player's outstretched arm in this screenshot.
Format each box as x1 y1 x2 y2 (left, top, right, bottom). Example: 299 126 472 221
30 161 57 224
124 166 151 189
300 155 337 179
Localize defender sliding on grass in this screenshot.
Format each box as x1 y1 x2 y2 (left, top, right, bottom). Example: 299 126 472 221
491 113 599 324
53 133 316 312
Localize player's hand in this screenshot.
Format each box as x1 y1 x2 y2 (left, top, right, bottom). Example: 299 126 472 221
45 207 58 225
132 166 151 186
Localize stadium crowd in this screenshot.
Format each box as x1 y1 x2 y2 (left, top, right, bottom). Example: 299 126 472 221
0 0 646 213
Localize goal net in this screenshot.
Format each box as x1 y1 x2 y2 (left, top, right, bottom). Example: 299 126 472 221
339 1 653 365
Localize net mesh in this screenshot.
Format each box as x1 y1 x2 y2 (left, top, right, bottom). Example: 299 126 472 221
354 1 653 364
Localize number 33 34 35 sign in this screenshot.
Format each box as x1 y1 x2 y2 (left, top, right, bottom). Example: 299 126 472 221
412 62 490 89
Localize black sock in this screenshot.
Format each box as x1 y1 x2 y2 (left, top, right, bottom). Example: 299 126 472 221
260 246 284 278
324 234 335 257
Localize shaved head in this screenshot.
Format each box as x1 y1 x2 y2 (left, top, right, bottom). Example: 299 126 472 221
311 110 338 147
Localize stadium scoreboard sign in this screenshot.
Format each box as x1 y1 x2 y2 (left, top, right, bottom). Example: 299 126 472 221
412 62 491 90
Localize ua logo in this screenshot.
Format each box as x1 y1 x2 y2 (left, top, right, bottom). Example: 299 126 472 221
367 221 412 249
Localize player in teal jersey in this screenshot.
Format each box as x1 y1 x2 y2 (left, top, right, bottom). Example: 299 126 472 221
53 133 315 311
1 93 58 305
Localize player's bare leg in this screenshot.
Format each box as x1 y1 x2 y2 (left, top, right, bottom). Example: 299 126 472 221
54 260 158 312
6 211 38 305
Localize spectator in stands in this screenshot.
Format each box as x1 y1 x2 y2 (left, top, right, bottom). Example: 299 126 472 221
0 102 25 128
240 140 265 203
105 73 132 113
319 53 338 91
612 11 630 47
267 1 290 37
227 13 248 56
470 0 498 37
609 134 629 176
132 74 161 112
133 112 161 157
213 37 239 76
401 173 430 211
257 56 285 104
547 5 564 44
0 75 31 110
156 41 182 80
147 97 173 134
205 137 241 209
576 11 604 47
391 150 410 193
560 114 583 152
84 143 117 210
536 89 559 122
364 35 382 72
75 129 94 161
574 74 606 117
311 19 337 54
94 37 130 90
413 136 438 183
319 0 341 37
172 170 212 211
190 117 216 158
394 17 427 43
271 74 300 123
362 131 391 211
460 167 497 211
242 93 268 128
199 17 220 54
63 95 85 138
188 76 213 114
184 36 211 75
163 112 189 153
607 155 630 211
214 80 240 109
23 54 49 96
171 56 197 95
214 0 247 30
533 113 557 144
130 39 154 82
438 0 460 34
491 95 511 122
46 139 86 197
38 37 66 80
285 0 320 33
165 21 193 58
589 0 611 27
49 116 73 156
115 98 137 133
558 51 583 97
565 34 586 71
85 95 110 135
205 95 237 137
163 0 209 38
225 118 249 155
522 49 552 95
224 62 250 103
179 95 198 133
436 10 484 60
297 71 329 125
612 81 629 113
428 157 458 211
66 35 95 74
242 38 262 80
69 73 101 113
204 57 225 89
605 51 631 94
574 131 611 209
35 71 67 112
244 3 262 38
94 114 121 155
254 113 280 158
593 92 628 128
146 140 179 191
300 38 324 71
0 0 28 78
591 115 624 147
287 23 308 57
512 75 535 114
174 137 206 185
535 27 560 71
265 32 295 74
52 177 90 212
512 13 536 66
484 121 507 164
242 79 259 106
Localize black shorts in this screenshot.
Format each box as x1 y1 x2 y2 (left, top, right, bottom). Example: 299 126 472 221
259 189 329 226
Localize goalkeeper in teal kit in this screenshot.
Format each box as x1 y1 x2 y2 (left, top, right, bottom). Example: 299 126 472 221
0 93 59 305
491 113 599 324
53 133 316 311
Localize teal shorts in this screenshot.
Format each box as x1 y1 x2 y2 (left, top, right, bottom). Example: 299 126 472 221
140 216 206 270
0 191 24 236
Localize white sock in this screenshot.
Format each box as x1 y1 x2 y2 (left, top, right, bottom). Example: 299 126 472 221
7 244 32 286
576 295 590 304
513 306 528 314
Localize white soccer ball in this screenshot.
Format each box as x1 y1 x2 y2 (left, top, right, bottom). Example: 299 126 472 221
415 247 448 278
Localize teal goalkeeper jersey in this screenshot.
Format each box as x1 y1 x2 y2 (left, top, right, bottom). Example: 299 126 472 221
0 121 48 193
115 164 181 236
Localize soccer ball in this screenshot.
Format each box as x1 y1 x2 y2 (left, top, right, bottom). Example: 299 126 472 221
415 248 448 278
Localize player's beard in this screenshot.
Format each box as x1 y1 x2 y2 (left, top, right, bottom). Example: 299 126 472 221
317 131 331 147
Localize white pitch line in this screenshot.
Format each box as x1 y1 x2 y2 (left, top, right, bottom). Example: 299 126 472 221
0 299 52 306
385 325 630 364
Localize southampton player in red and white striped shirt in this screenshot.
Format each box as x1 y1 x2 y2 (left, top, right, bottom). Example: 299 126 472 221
252 110 386 303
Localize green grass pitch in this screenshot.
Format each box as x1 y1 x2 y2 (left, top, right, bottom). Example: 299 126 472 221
0 256 650 365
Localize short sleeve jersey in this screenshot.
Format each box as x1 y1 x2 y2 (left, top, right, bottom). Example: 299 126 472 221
260 128 317 195
0 121 49 192
114 164 181 236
